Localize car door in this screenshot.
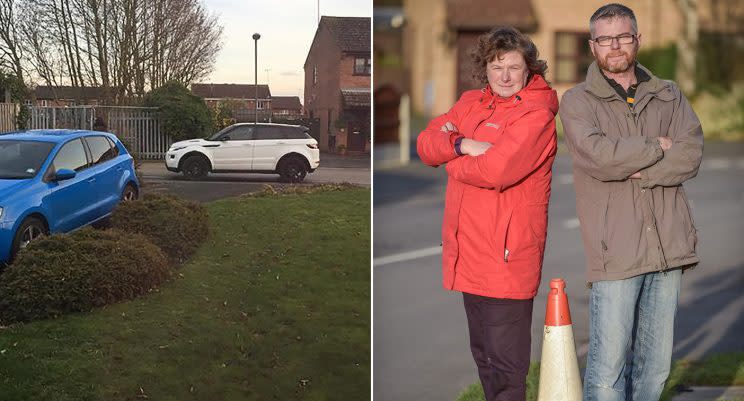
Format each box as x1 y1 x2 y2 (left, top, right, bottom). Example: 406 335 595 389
209 125 255 170
42 138 97 232
250 126 284 170
83 135 121 218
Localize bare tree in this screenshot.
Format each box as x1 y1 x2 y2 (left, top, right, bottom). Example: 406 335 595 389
0 0 25 82
8 0 222 104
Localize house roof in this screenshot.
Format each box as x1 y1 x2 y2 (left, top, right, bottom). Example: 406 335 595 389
446 0 537 31
33 86 108 100
341 88 370 107
271 96 302 110
320 16 371 53
191 83 271 99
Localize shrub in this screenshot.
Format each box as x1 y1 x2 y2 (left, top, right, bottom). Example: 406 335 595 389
143 80 214 141
110 193 209 264
0 228 170 323
637 43 677 81
691 82 744 141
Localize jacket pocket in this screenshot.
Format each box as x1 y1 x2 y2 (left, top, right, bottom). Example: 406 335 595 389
502 204 546 264
599 191 611 271
678 187 698 251
493 209 513 263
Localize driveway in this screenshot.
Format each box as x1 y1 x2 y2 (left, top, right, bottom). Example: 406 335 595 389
139 152 370 202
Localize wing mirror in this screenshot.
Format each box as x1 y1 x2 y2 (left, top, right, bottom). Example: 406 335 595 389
54 169 76 181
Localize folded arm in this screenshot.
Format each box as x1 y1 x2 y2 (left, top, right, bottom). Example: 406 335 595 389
445 108 556 191
637 86 704 188
560 91 663 181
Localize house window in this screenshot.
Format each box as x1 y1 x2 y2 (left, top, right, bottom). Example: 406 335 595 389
313 66 318 85
354 57 371 75
555 32 593 83
256 100 269 110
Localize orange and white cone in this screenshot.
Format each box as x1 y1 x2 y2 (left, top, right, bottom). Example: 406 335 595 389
537 278 582 401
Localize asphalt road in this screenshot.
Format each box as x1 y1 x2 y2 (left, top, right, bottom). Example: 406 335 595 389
373 141 744 401
138 152 370 202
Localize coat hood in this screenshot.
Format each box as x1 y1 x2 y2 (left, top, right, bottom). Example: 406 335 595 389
481 74 559 116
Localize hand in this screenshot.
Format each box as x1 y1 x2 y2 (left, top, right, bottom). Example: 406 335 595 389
657 136 672 151
461 138 492 156
440 122 458 133
628 172 642 179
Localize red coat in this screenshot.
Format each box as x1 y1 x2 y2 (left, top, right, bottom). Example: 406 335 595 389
417 75 558 299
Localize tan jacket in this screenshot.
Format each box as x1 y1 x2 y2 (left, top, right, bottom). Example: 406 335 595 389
560 62 703 282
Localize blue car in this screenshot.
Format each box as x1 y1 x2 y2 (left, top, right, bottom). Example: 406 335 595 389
0 129 139 264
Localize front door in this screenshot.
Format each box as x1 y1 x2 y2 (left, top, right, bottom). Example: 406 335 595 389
43 138 96 232
210 125 255 170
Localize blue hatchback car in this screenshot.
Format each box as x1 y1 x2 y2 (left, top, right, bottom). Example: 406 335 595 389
0 129 139 264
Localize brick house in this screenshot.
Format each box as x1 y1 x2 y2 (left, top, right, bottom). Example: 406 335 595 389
402 0 738 116
190 83 272 122
304 16 371 153
271 96 304 121
33 86 109 106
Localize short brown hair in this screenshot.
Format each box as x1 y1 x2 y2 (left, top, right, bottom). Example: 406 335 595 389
471 27 547 85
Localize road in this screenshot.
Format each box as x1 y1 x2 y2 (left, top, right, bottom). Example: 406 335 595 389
138 152 370 202
373 141 744 401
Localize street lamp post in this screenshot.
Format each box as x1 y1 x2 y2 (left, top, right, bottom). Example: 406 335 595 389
252 33 261 125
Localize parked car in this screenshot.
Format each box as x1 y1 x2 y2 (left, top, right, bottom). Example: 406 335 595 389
0 129 139 264
165 123 320 182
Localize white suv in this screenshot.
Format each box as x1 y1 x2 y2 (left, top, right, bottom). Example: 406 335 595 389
165 123 320 182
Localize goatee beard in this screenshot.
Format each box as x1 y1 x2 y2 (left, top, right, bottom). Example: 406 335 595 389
598 51 635 73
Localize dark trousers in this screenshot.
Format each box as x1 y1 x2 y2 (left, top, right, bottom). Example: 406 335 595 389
462 292 533 401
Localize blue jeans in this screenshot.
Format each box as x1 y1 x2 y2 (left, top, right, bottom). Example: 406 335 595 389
584 269 682 401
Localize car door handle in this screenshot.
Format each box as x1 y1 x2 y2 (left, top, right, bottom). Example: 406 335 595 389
276 141 287 144
88 178 96 183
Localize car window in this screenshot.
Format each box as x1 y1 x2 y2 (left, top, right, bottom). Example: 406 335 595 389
86 136 119 165
253 126 283 140
53 139 88 172
222 126 254 141
282 127 309 139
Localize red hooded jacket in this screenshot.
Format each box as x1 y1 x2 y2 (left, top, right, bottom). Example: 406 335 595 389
417 75 559 299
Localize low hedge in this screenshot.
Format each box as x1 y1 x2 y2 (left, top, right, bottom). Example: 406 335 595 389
0 228 171 323
110 193 209 264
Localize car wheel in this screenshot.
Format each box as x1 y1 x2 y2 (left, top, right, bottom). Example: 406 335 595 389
11 217 47 261
122 183 138 201
182 156 209 180
279 157 307 183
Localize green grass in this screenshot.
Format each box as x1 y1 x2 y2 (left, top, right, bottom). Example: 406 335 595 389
0 187 370 401
455 353 744 401
661 353 744 401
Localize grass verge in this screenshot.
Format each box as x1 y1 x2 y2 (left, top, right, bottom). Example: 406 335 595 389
0 187 370 401
455 353 744 401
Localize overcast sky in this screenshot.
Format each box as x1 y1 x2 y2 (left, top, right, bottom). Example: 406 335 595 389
202 0 371 99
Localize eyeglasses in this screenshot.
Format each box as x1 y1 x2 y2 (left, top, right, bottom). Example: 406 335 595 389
590 34 636 47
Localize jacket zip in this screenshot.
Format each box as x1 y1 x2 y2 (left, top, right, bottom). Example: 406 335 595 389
624 95 668 272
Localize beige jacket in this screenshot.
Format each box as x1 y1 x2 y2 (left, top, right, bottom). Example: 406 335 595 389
560 62 703 282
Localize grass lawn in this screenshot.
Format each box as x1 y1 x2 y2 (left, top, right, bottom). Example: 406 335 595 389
0 187 370 401
455 353 744 401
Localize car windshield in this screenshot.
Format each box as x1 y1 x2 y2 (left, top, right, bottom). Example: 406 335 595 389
0 140 56 179
206 126 231 141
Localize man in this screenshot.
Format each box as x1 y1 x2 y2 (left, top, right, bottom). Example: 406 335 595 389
560 4 703 401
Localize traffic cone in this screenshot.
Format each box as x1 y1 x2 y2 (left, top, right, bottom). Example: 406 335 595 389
537 278 582 401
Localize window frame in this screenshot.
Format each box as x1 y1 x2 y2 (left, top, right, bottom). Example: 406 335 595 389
554 31 594 84
43 138 91 182
84 135 119 166
353 57 371 76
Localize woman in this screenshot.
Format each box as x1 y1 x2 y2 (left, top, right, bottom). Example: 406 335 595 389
416 27 558 401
